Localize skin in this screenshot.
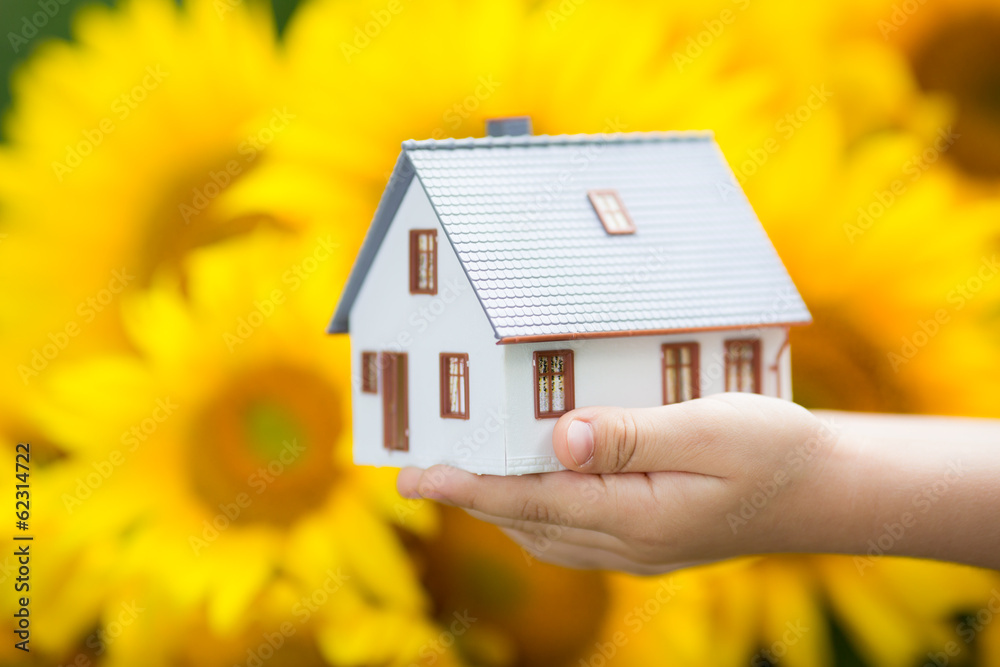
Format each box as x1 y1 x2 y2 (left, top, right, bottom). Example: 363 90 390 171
397 393 1000 574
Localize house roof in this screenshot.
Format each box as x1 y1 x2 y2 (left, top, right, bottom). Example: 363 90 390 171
328 131 811 342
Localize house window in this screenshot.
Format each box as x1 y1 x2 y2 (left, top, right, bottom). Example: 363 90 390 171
587 189 635 235
662 343 700 405
409 229 437 294
361 352 378 394
439 353 470 419
725 339 761 394
534 350 575 418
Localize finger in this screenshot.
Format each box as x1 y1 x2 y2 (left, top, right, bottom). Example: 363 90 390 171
464 508 630 554
407 464 615 531
551 394 806 475
501 528 667 575
397 466 423 499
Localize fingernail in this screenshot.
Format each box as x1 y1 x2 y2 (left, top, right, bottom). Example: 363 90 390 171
566 420 594 466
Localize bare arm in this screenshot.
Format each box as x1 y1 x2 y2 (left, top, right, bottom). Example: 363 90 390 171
813 410 1000 570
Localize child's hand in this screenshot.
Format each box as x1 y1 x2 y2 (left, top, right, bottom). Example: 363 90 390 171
397 394 849 573
397 394 1000 573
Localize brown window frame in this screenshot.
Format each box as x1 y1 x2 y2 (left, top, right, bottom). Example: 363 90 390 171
724 339 761 394
409 229 438 295
361 351 378 394
439 353 470 420
533 350 575 419
381 352 409 451
587 189 636 235
662 343 700 405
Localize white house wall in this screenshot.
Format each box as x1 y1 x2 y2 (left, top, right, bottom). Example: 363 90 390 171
503 328 792 474
348 179 507 474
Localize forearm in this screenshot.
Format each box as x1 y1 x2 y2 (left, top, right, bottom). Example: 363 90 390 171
811 410 1000 569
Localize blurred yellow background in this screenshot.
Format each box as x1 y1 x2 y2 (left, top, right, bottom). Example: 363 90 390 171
1 0 999 665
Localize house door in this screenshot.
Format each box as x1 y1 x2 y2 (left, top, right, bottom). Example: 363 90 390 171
381 352 409 451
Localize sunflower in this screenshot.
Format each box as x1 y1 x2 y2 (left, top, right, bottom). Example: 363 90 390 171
6 0 999 664
0 0 368 371
600 556 1000 667
30 229 444 665
839 0 1000 181
278 0 1000 664
0 0 421 662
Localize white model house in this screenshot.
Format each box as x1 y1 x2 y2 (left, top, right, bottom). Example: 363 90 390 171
328 118 811 475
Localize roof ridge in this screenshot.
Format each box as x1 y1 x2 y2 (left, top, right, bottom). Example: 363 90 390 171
401 130 714 151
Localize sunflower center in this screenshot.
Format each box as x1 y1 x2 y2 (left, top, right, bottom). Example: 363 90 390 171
244 401 308 464
911 11 1000 178
189 365 342 526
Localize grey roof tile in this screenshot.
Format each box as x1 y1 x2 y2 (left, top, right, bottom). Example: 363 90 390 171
329 131 810 338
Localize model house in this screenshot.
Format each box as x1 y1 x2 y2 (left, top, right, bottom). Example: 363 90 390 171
327 118 811 475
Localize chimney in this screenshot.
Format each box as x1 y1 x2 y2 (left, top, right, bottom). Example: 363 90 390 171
485 116 532 137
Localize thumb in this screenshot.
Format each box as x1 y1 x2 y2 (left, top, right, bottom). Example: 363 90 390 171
552 397 772 475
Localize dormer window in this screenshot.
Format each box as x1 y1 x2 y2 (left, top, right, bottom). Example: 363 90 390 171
409 229 437 294
587 189 635 235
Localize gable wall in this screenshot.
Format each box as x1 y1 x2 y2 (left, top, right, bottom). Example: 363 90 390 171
348 179 507 474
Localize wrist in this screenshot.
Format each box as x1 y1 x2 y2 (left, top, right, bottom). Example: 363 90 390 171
772 414 874 556
805 411 1000 569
